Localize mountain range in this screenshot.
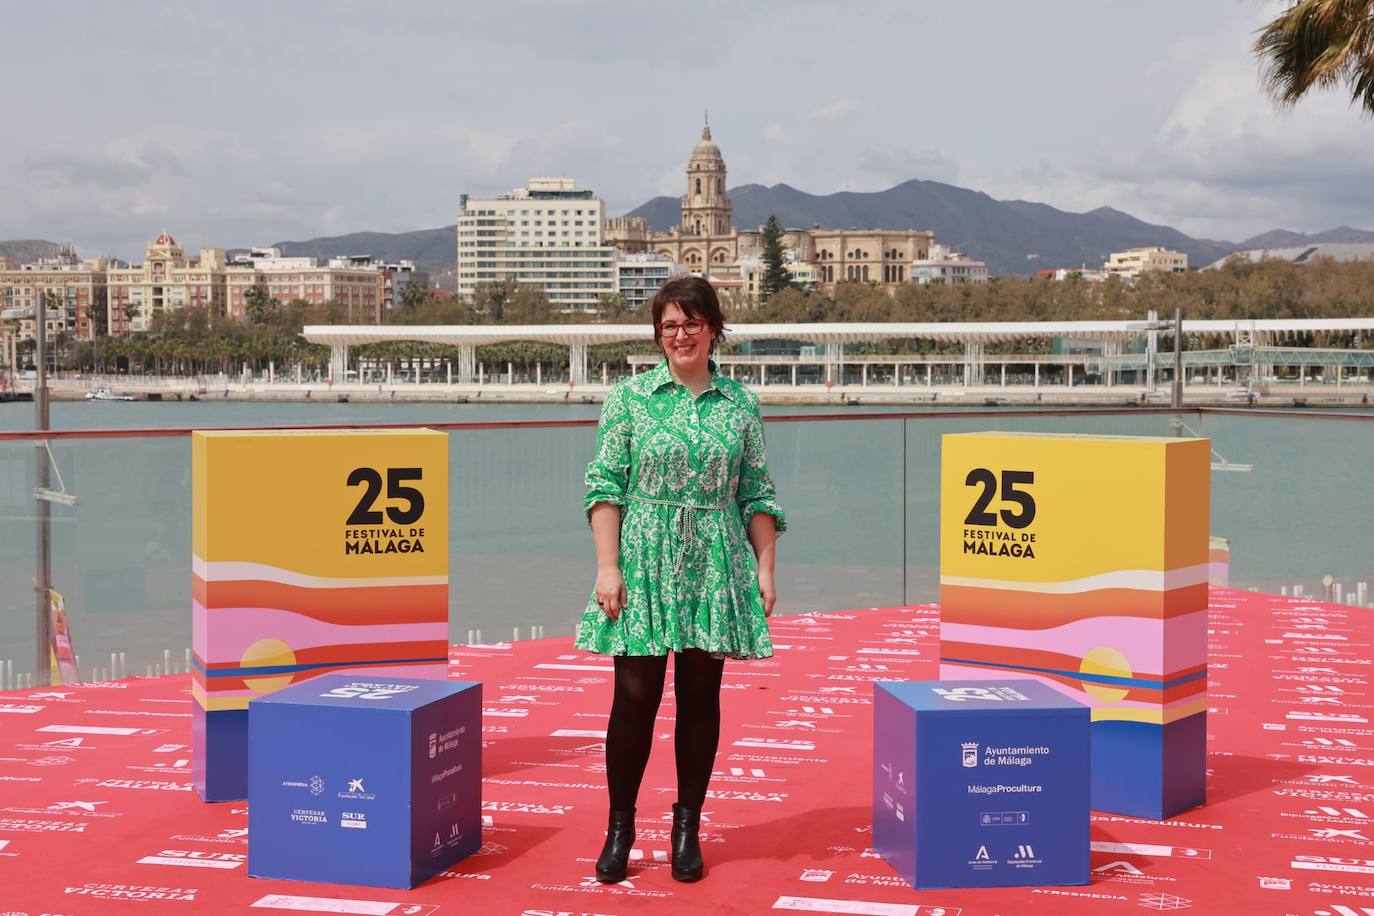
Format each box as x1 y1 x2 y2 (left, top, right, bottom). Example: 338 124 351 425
8 178 1374 280
1223 226 1374 250
630 179 1246 276
241 180 1374 278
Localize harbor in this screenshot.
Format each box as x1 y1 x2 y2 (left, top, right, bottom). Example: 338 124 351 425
9 374 1374 407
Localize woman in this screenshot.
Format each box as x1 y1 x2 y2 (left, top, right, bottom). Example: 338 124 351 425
575 276 786 884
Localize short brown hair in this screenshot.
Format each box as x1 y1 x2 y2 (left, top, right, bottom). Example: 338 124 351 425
650 276 726 350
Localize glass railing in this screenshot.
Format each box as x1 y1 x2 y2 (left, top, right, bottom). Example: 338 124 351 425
1 407 1370 688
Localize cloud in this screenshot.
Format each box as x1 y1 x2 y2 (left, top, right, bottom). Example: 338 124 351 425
957 5 1374 241
23 150 158 191
806 98 858 122
1095 52 1374 238
1 0 1370 258
654 165 685 200
857 148 960 187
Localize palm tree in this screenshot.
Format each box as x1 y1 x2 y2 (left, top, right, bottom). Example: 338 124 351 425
1255 0 1374 115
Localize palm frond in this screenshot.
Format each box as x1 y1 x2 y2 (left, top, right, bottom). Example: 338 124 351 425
1254 0 1374 115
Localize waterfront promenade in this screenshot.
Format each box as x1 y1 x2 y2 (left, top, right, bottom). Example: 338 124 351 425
11 374 1373 407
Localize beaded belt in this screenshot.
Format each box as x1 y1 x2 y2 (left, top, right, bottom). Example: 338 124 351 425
626 495 732 574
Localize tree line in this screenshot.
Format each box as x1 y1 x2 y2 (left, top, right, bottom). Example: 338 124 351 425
29 255 1374 376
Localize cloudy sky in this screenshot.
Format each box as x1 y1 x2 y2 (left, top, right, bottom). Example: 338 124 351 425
3 0 1371 260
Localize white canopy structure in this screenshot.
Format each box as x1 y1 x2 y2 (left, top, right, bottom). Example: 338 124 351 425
303 318 1374 385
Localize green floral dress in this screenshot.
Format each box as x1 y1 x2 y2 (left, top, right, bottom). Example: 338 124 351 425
574 360 786 659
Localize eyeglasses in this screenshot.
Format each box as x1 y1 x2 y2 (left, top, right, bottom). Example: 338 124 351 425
657 319 706 337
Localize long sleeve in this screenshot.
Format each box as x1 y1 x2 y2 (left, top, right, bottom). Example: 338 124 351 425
584 383 633 522
735 395 787 533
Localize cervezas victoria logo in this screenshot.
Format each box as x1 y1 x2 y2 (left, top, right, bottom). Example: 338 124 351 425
63 883 199 902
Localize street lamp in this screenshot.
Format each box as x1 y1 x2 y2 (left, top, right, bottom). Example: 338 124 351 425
1127 307 1185 408
1 297 54 686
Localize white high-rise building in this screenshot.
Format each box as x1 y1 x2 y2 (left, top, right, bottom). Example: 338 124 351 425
457 177 616 311
616 253 677 310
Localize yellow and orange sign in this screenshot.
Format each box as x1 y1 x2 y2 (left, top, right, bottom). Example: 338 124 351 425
938 432 1209 818
191 429 449 801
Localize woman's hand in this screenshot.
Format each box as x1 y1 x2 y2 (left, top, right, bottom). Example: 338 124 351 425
747 512 778 618
595 566 628 621
758 570 777 617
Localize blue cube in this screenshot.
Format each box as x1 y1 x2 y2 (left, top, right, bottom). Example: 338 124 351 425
873 679 1089 890
248 674 482 889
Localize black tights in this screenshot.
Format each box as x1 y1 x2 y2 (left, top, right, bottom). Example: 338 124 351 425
605 650 725 811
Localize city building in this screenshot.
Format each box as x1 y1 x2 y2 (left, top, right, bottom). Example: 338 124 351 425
606 123 937 291
808 229 935 285
225 248 385 323
616 253 677 310
381 261 429 313
457 177 617 311
737 253 819 302
230 247 314 270
1202 242 1374 270
910 244 989 285
1 245 110 358
106 232 225 335
325 256 429 314
1037 267 1111 282
1105 246 1188 279
641 123 744 272
604 216 652 255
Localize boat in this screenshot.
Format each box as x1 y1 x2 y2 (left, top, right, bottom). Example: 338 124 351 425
86 386 135 402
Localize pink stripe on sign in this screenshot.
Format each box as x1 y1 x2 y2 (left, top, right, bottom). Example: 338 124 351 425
191 602 447 664
941 609 1208 673
1164 610 1209 675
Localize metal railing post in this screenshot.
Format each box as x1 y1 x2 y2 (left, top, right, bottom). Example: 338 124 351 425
34 292 52 686
1173 308 1184 409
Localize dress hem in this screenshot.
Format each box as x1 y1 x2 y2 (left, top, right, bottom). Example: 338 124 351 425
574 646 774 661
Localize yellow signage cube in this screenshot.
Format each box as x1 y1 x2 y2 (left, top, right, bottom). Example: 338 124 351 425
938 432 1209 819
192 429 449 801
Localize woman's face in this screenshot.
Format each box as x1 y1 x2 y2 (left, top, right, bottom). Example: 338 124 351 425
659 302 713 376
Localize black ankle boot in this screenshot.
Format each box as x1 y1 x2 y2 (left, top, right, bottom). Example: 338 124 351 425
595 808 635 883
670 803 703 882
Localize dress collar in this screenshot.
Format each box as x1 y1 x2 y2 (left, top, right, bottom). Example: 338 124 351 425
646 359 734 400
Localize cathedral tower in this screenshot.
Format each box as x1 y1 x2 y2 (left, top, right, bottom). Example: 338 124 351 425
681 121 732 237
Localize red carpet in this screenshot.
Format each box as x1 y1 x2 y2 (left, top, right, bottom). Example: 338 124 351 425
1 588 1371 915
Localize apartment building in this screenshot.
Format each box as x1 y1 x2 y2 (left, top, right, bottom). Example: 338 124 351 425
458 177 617 311
616 253 676 310
1105 246 1188 279
0 245 109 348
106 232 226 335
225 249 385 323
